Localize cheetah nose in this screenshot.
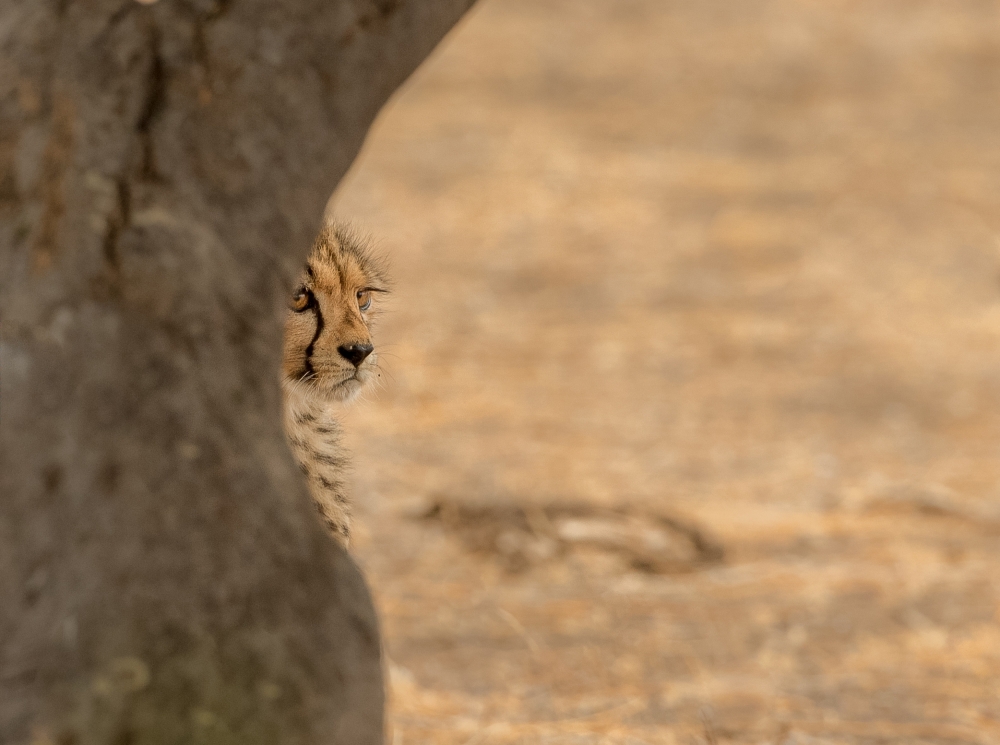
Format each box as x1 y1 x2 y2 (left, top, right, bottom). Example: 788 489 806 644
338 343 373 367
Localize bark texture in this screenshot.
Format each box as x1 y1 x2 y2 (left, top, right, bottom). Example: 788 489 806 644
0 0 475 741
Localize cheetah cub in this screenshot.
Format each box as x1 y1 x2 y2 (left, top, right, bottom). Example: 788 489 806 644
282 223 389 545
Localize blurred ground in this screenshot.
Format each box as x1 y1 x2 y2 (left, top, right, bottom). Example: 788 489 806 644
331 1 1000 742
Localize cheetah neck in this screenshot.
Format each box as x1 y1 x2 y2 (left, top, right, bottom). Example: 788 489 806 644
282 385 352 544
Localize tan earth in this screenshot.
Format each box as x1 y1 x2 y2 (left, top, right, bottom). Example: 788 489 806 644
330 1 1000 742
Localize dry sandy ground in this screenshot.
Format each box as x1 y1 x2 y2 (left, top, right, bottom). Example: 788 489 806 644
331 1 1000 742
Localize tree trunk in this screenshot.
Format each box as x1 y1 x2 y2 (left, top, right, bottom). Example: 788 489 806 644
0 0 474 741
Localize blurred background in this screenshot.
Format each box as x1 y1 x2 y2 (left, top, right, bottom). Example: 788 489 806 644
331 0 1000 742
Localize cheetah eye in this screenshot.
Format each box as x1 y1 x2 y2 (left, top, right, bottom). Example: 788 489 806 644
290 287 314 312
357 290 372 312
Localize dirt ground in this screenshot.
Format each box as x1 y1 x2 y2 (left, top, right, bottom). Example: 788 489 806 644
330 1 1000 742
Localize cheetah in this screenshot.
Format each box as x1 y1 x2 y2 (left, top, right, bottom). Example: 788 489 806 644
282 223 389 545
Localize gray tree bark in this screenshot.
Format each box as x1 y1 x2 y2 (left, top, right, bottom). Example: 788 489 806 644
0 0 474 741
